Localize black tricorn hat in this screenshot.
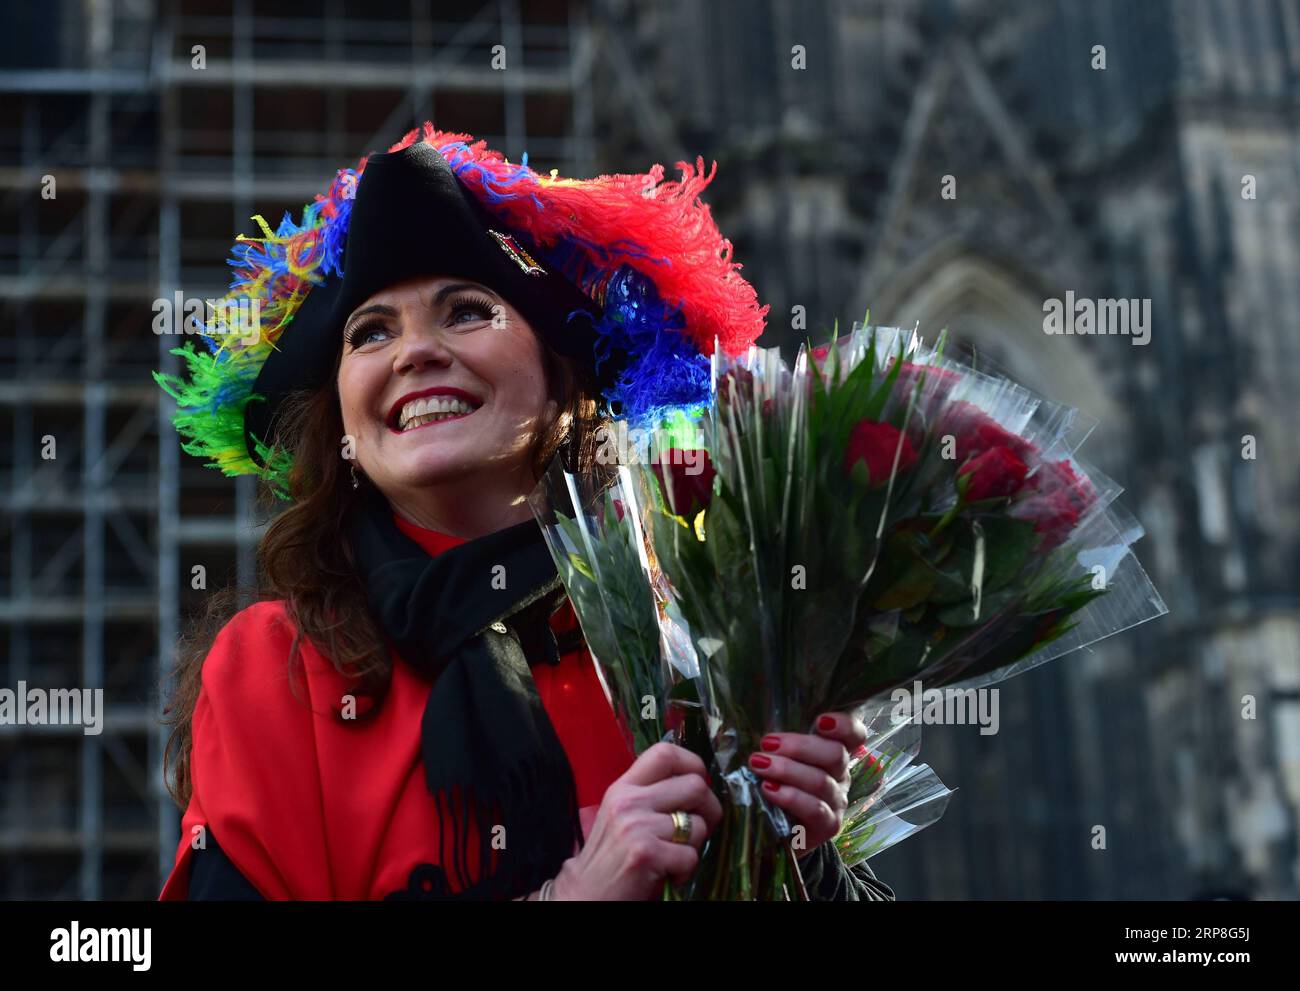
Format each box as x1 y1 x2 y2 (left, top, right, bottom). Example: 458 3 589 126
243 141 604 466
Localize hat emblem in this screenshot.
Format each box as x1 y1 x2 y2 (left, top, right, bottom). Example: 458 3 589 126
488 230 546 276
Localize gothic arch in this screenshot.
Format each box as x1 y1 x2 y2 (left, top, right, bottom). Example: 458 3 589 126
858 242 1120 431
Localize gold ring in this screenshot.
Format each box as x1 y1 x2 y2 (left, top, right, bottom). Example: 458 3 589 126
670 810 692 844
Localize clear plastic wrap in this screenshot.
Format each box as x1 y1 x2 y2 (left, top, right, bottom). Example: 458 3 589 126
528 322 1167 899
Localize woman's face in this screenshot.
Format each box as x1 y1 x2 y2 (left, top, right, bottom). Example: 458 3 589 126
336 274 556 509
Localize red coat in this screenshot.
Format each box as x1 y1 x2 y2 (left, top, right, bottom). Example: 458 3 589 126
160 514 637 900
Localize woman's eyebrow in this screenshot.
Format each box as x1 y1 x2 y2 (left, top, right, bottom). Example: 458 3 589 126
343 303 398 336
429 282 497 306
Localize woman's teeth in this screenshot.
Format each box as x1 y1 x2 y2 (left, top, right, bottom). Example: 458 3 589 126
398 396 477 431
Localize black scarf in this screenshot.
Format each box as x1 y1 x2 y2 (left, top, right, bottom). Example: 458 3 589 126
346 485 584 899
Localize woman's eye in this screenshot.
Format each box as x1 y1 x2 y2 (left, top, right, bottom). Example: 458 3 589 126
449 296 497 326
346 323 389 348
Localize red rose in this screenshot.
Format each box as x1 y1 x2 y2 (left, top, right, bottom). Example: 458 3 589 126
888 360 962 412
957 446 1029 501
936 401 1035 463
808 342 849 386
1028 458 1095 506
598 495 630 529
652 449 716 517
1014 492 1080 551
716 367 754 406
1013 458 1096 550
844 420 918 487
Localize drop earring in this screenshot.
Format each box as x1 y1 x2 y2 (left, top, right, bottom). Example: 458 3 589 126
350 461 360 490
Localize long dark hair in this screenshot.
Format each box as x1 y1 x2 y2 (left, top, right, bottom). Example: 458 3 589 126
162 336 612 808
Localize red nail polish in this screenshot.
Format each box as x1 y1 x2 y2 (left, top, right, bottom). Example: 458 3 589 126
761 736 781 751
817 715 837 732
763 780 780 792
750 753 771 769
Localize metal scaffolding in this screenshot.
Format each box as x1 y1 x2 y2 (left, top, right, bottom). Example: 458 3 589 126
1 0 605 900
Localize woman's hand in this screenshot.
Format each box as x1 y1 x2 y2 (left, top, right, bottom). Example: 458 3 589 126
552 741 723 900
745 712 868 859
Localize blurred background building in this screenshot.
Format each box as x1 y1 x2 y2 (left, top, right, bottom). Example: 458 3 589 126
1 0 1297 899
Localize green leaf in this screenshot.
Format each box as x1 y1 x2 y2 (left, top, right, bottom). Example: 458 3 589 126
926 515 1035 612
849 457 873 492
567 551 596 583
936 586 1021 627
838 629 935 701
868 530 936 610
863 336 907 421
705 489 749 580
916 558 970 604
975 516 1039 591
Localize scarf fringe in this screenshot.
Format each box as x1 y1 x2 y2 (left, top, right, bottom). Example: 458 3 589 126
435 747 584 899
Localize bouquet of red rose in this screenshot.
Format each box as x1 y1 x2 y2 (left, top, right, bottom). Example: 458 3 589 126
530 322 1165 899
529 422 953 898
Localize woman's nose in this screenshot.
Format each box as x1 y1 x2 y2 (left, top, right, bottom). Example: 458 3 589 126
393 323 454 374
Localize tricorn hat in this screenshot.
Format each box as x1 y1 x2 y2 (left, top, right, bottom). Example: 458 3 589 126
155 123 768 498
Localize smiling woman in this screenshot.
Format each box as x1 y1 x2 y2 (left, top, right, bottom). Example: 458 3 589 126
153 123 891 902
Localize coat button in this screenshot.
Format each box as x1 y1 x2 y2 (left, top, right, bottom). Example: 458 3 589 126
490 621 508 634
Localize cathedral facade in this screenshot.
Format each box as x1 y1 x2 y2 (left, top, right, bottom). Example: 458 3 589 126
593 0 1300 898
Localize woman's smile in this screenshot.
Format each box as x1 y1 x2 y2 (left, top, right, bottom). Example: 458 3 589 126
394 405 477 434
386 386 485 433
